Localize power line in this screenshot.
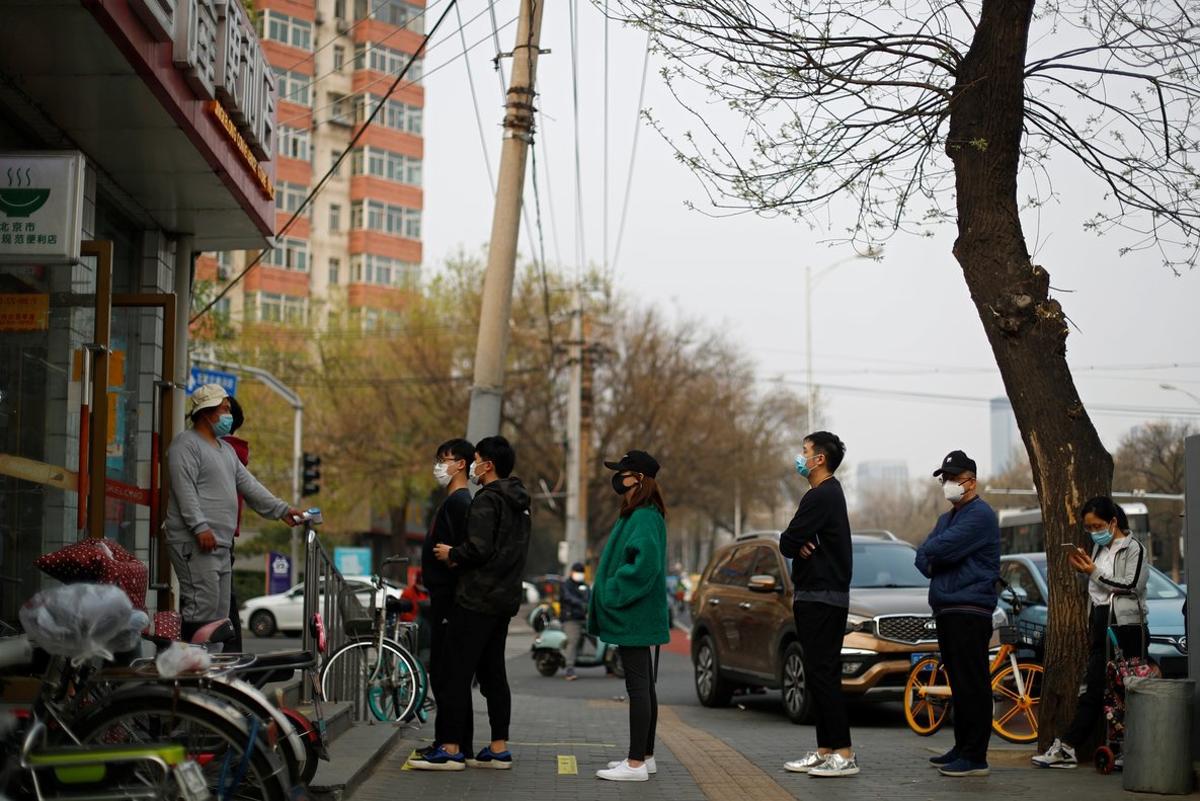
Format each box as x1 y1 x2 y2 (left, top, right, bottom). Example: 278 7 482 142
455 2 497 190
602 0 610 279
191 0 461 323
567 0 587 277
610 31 651 277
274 0 424 74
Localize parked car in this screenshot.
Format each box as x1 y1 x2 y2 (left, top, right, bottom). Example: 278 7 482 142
241 575 404 638
999 553 1187 677
691 533 963 724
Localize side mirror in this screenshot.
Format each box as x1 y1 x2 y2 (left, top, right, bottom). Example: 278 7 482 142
748 574 780 593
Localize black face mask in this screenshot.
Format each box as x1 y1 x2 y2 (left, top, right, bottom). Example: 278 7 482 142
612 473 636 496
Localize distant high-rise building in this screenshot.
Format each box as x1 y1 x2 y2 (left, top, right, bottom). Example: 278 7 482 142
856 460 910 496
198 0 426 330
990 396 1018 475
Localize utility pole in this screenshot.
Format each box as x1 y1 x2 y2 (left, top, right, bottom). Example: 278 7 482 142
465 0 546 444
565 287 586 568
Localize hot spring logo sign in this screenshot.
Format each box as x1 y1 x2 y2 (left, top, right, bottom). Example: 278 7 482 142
0 167 51 218
0 152 85 264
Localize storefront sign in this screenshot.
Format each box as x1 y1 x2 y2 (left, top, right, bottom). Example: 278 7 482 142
0 152 85 264
0 293 49 331
334 547 373 577
129 0 276 167
208 101 275 199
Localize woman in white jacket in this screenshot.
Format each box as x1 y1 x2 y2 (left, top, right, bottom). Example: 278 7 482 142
1032 496 1149 769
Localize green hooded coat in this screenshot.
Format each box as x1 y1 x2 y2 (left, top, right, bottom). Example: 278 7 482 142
587 506 670 647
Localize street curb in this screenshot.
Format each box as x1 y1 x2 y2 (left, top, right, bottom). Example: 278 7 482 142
308 722 409 801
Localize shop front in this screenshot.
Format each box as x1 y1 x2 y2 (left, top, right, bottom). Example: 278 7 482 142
0 0 277 623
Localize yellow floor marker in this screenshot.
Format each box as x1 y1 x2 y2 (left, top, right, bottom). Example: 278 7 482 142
557 755 578 775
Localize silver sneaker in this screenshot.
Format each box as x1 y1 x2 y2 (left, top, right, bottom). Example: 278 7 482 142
809 753 860 778
1031 739 1077 769
784 752 828 773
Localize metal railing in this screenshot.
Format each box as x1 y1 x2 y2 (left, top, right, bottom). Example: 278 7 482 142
300 516 354 713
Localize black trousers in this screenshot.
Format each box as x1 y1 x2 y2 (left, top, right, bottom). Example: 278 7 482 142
619 646 659 761
428 590 454 746
227 549 243 653
442 605 511 750
936 612 993 763
1063 605 1148 748
794 601 851 750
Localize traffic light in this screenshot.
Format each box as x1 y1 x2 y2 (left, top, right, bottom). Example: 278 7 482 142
302 452 321 497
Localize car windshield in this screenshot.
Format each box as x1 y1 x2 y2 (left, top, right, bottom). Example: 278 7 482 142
1030 555 1183 600
850 542 930 589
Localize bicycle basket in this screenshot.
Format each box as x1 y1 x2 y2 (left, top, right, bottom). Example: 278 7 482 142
1017 619 1046 652
998 625 1021 646
338 586 374 638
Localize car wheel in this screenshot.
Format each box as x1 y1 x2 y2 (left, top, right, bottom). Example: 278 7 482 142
249 610 276 638
781 642 812 724
694 635 734 708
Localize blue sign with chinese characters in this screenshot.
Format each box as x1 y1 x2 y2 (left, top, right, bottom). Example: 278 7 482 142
187 367 238 397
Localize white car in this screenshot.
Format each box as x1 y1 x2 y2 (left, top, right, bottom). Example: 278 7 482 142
241 575 404 638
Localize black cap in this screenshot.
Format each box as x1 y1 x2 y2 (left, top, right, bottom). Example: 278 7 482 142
570 562 585 573
603 450 660 478
933 450 977 478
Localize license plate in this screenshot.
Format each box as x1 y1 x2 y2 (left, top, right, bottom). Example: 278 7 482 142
175 761 211 801
910 652 933 666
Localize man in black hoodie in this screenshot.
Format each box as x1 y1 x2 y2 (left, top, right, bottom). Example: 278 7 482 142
778 431 858 778
414 436 531 771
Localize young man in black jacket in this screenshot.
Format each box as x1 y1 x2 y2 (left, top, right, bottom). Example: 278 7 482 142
413 438 473 759
560 562 590 680
778 431 858 778
414 436 531 771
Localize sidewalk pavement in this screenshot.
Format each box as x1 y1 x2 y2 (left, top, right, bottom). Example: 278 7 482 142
348 622 1169 801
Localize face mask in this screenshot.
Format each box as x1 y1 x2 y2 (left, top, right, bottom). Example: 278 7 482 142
433 462 452 487
612 473 636 495
942 480 966 503
1090 528 1115 547
469 461 485 486
212 413 234 438
795 454 811 478
571 572 585 583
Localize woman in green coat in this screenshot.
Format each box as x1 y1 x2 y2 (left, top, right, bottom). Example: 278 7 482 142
590 450 670 783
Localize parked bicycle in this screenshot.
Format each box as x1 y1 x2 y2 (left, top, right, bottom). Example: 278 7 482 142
903 581 1045 744
319 556 430 725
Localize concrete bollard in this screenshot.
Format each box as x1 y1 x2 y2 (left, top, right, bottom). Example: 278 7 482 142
1123 678 1195 794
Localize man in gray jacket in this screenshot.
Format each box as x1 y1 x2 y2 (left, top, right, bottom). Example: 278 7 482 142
165 384 302 643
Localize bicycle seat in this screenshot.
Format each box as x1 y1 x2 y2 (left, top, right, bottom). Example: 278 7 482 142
190 618 235 645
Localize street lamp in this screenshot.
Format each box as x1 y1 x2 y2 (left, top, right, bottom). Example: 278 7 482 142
805 247 882 434
1160 383 1200 407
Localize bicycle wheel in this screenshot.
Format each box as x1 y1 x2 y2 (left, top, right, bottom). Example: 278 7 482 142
904 657 951 736
199 678 306 787
321 639 420 724
68 686 289 801
990 660 1043 743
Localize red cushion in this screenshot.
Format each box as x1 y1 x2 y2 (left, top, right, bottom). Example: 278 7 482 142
154 611 182 641
36 539 148 611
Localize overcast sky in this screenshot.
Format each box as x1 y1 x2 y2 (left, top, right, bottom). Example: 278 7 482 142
420 1 1200 499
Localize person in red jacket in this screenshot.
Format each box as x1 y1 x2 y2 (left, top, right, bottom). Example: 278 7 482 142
220 396 249 652
400 570 431 624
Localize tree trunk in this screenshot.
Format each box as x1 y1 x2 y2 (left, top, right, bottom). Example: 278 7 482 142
947 0 1114 751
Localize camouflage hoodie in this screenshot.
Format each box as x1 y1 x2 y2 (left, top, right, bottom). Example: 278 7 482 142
449 476 532 618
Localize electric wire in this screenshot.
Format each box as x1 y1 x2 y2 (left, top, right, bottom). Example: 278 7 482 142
567 0 587 277
602 0 610 280
191 0 461 323
273 0 429 74
610 31 651 277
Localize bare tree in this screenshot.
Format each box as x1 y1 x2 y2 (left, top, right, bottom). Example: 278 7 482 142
1114 420 1194 581
608 0 1199 743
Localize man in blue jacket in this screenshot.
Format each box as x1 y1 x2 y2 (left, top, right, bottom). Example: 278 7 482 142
915 450 1000 778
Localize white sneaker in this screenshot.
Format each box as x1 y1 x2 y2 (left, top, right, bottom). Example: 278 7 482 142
607 756 656 774
597 760 650 782
809 753 859 778
1031 739 1077 769
784 752 828 773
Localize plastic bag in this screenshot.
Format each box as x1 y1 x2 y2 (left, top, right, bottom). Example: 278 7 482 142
155 641 212 677
19 583 150 664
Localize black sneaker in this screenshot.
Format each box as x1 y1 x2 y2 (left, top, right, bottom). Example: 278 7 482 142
930 748 958 768
414 743 440 759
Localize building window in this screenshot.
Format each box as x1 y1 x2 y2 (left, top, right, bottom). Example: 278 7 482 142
354 94 422 135
335 0 347 20
275 182 308 213
331 150 343 177
275 68 312 107
329 258 341 285
263 11 313 50
353 0 425 32
334 45 345 71
263 237 309 272
279 126 312 162
349 253 419 288
329 204 342 231
254 292 308 324
328 93 354 127
349 147 422 186
352 43 422 82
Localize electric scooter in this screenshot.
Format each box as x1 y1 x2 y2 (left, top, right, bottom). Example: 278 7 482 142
531 619 624 678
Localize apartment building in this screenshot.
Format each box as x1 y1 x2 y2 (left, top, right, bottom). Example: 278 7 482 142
197 0 425 332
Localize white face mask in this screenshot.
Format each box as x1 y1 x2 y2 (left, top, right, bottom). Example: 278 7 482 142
571 572 585 583
942 480 966 503
469 461 484 486
433 462 453 488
